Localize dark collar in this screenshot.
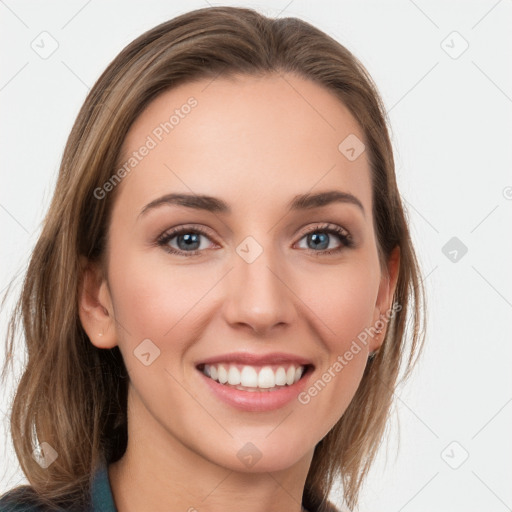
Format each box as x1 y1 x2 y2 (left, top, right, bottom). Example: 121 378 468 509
90 459 117 512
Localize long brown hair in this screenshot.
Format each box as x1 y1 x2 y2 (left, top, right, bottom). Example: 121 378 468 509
1 6 426 510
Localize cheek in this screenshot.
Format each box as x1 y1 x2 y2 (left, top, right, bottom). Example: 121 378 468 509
293 261 379 428
108 246 215 343
300 260 379 352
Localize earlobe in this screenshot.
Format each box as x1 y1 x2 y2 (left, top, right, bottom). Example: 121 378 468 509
370 246 401 353
78 256 117 349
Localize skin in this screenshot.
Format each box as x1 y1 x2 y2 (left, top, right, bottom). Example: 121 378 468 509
79 72 399 512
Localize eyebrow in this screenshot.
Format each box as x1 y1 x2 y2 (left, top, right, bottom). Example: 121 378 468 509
138 190 365 218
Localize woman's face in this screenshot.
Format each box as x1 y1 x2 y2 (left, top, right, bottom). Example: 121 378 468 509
82 72 398 474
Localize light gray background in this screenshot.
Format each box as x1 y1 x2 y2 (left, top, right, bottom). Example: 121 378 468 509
1 1 511 511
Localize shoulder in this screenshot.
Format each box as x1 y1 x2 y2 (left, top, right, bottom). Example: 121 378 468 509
0 485 48 511
0 458 114 512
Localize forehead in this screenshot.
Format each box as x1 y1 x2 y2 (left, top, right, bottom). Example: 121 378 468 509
112 72 372 220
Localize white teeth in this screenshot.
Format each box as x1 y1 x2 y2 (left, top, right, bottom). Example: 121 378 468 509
258 366 275 388
227 366 241 385
201 363 307 390
275 367 287 386
218 364 228 384
240 366 258 387
286 366 295 385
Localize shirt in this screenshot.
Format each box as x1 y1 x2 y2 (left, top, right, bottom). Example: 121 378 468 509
0 458 116 512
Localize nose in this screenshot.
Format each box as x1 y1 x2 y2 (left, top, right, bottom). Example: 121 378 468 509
222 242 296 336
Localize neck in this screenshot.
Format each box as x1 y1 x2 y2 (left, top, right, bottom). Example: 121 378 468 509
108 386 314 512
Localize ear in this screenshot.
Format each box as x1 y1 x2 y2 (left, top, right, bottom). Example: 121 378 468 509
370 246 400 353
78 255 117 349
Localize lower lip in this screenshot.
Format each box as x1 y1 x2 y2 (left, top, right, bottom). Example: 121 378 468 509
198 368 312 412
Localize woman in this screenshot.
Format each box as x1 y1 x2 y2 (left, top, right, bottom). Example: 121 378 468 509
0 6 425 511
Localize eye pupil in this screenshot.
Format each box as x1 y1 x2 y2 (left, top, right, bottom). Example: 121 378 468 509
178 233 200 250
309 232 329 250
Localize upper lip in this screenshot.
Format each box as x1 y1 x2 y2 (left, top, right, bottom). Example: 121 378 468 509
196 352 314 367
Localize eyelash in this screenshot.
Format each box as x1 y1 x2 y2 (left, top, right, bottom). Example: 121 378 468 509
156 223 354 257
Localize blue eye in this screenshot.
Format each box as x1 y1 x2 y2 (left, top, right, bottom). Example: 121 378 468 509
157 226 214 256
156 223 353 257
296 224 353 256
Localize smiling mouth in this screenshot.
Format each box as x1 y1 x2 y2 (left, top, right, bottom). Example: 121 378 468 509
197 363 312 392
